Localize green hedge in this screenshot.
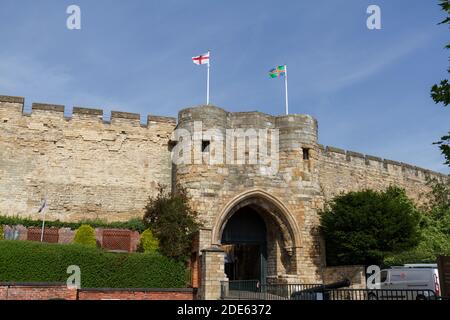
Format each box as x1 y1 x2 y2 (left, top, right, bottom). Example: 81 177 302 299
0 241 188 288
0 215 146 232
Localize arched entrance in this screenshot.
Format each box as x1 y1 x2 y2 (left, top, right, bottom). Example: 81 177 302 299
213 190 301 284
221 207 267 283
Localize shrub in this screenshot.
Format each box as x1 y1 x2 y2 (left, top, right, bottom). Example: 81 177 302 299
384 177 450 266
0 241 187 288
320 186 421 266
384 221 450 266
73 225 96 248
0 225 3 240
139 228 159 253
144 184 201 261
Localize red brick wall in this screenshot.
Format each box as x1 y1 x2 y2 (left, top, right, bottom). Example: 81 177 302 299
3 225 140 252
78 289 195 300
0 283 77 300
0 283 196 300
27 228 59 243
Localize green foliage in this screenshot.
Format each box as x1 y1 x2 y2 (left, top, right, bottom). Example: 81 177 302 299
385 178 450 266
0 241 188 288
438 0 450 25
433 0 450 105
139 228 160 253
0 216 146 232
73 225 96 248
431 1 450 165
144 184 201 261
384 217 450 266
423 177 450 214
320 186 421 266
0 225 3 240
434 133 450 166
431 80 450 107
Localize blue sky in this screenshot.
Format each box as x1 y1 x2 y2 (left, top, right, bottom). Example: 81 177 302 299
0 0 449 173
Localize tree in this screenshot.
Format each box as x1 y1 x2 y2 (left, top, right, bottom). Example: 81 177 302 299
320 186 421 266
434 133 450 166
384 177 450 266
143 184 201 261
431 1 450 166
423 177 450 214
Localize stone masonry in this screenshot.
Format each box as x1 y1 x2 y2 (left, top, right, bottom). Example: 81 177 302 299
0 95 175 222
0 94 448 299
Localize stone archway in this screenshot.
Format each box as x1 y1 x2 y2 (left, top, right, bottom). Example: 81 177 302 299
212 189 301 281
221 207 267 283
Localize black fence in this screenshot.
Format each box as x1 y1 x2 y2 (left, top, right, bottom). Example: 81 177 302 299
221 280 443 301
221 281 324 300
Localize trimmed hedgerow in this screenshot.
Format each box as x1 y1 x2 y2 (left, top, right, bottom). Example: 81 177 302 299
0 215 146 232
0 241 188 288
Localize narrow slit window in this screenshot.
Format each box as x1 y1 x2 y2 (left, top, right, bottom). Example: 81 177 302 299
302 148 310 160
202 140 210 153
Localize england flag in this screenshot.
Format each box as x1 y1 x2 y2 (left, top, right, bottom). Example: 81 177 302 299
192 52 210 65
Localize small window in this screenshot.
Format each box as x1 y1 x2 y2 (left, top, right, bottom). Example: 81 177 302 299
380 270 388 283
202 140 210 152
302 148 310 160
168 140 177 152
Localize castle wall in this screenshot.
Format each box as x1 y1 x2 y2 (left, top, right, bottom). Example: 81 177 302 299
318 145 448 205
1 94 448 292
0 95 176 222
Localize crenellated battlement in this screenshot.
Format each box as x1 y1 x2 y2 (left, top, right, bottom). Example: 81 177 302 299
32 103 65 113
318 144 448 182
0 95 24 104
0 94 176 127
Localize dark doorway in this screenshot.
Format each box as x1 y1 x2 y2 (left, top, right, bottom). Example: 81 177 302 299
221 207 267 283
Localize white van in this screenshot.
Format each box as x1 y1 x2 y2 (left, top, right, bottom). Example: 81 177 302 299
369 264 440 300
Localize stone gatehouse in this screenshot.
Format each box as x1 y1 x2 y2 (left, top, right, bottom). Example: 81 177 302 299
0 95 447 299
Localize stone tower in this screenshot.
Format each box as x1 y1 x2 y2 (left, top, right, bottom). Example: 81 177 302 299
173 105 324 298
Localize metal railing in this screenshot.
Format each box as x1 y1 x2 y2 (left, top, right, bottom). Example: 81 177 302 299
221 281 441 301
316 289 437 301
221 281 323 300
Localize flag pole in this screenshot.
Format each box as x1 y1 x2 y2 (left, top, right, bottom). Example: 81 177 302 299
40 198 47 242
206 50 210 105
284 65 289 115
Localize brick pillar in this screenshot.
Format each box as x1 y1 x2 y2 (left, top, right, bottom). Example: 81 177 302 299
199 246 227 300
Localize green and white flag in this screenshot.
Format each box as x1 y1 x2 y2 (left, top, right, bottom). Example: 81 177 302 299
269 65 289 115
269 65 286 78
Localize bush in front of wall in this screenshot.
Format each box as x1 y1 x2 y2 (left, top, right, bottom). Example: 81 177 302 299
139 228 160 253
73 224 96 248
